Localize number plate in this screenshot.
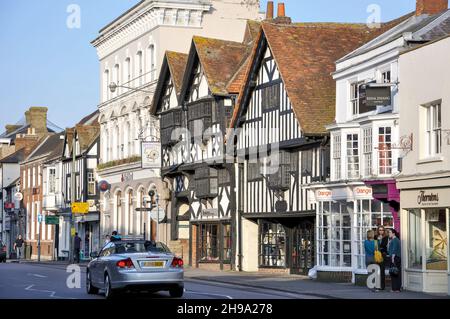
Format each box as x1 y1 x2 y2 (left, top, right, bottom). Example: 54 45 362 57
141 261 165 268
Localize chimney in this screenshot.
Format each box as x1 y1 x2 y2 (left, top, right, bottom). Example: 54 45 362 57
416 0 448 16
273 2 292 24
5 125 21 135
266 1 274 20
25 107 48 135
14 135 40 156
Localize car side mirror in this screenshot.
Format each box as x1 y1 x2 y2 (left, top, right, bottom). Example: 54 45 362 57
90 252 98 258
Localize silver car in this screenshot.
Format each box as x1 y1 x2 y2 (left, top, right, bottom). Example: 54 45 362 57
86 240 184 299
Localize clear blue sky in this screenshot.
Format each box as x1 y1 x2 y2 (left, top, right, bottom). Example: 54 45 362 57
0 0 415 131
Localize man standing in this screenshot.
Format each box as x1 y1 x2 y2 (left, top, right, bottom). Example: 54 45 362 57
14 235 25 260
74 232 82 263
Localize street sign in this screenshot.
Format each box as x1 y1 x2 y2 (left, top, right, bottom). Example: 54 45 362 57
150 207 166 223
135 207 153 212
45 215 60 225
71 227 76 237
38 214 43 223
72 202 89 214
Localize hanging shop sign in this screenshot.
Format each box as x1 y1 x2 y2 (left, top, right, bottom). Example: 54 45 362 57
72 202 89 214
14 192 23 201
141 141 161 169
364 86 392 107
150 207 166 223
98 180 111 193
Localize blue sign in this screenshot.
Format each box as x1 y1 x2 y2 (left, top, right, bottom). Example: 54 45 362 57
38 214 43 223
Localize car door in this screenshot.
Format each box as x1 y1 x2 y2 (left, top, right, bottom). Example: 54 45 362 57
92 243 113 286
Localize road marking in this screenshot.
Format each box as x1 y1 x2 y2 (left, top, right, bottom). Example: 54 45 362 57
27 273 48 278
24 284 74 299
186 290 233 299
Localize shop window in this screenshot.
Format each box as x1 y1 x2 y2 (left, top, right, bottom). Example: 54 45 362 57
223 224 232 262
425 209 447 271
199 224 219 262
260 222 286 267
408 209 422 269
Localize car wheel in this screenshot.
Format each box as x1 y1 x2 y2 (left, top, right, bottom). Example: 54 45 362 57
104 274 118 300
86 271 99 295
169 286 184 298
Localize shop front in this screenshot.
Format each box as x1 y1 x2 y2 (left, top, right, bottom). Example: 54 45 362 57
311 183 397 283
398 185 449 295
74 212 100 260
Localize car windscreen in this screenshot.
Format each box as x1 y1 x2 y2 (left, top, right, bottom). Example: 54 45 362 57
114 242 171 254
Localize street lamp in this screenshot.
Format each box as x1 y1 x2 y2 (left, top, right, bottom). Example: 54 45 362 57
108 82 152 94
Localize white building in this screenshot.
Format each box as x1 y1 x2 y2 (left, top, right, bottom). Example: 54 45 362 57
92 0 262 247
308 0 450 283
397 35 450 295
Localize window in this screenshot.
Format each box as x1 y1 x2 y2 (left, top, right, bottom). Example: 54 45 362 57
104 69 110 102
49 168 56 193
128 189 133 235
32 167 36 187
363 128 372 177
114 64 120 96
261 83 280 111
355 199 393 269
223 224 232 262
28 168 31 189
87 171 96 196
38 166 41 186
381 70 391 84
66 175 71 203
195 167 218 198
199 224 219 262
260 222 286 267
332 134 341 180
425 103 442 157
75 174 81 201
301 150 313 176
425 208 447 271
125 58 131 85
378 127 392 175
148 44 156 81
317 201 352 268
248 161 262 182
346 134 359 179
350 82 360 115
218 169 230 185
408 209 422 269
137 51 143 86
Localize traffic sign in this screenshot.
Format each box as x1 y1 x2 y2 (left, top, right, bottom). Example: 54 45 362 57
150 207 166 223
38 214 43 223
14 192 23 201
72 202 89 214
45 215 59 225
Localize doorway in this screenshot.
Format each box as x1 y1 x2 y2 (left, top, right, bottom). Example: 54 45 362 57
291 221 315 275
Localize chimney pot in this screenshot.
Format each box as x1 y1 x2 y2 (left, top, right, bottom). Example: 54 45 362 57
277 2 286 17
266 1 274 20
416 0 448 16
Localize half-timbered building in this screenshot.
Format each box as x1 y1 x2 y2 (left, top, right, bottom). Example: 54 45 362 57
152 24 259 269
61 112 101 258
230 17 393 274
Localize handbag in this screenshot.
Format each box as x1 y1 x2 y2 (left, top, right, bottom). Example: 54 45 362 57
374 240 384 264
389 265 400 277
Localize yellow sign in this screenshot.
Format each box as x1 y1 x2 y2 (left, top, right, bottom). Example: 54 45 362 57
72 202 89 214
71 227 76 237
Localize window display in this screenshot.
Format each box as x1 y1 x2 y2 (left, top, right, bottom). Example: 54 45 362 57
199 224 219 262
408 209 423 269
425 209 447 271
260 222 286 267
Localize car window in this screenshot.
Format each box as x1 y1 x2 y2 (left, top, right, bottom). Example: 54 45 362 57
112 241 172 254
100 243 114 257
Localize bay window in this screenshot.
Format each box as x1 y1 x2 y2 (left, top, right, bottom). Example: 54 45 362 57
332 134 341 181
346 134 359 179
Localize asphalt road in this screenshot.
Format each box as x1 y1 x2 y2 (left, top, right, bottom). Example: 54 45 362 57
0 262 321 300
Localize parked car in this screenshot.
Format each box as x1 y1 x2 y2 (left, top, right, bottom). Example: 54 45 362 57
0 241 6 263
86 240 184 299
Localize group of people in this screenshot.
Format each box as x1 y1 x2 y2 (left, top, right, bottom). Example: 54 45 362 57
364 226 402 292
103 231 122 246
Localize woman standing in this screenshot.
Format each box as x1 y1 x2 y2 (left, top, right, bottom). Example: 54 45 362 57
364 230 376 267
376 226 389 290
388 229 402 292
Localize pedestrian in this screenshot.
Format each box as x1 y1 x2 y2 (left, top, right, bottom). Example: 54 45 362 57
387 229 402 292
13 235 25 260
376 226 389 290
104 235 110 246
74 232 82 263
364 230 376 267
110 231 122 242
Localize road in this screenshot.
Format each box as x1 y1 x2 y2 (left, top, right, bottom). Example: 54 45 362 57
0 262 321 299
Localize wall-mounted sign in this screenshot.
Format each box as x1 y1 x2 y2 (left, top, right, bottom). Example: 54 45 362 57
354 186 373 199
316 189 333 201
98 180 111 193
72 202 89 214
201 208 219 219
417 191 439 206
141 141 161 169
14 192 23 201
365 86 392 107
45 215 60 225
4 202 15 210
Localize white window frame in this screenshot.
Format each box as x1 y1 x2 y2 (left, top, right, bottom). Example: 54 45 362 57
332 134 341 181
363 127 372 177
378 126 393 175
346 133 360 179
424 102 442 157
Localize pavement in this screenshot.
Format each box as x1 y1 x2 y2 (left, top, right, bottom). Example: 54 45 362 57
5 259 449 299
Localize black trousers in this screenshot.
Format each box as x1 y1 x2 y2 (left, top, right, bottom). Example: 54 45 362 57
74 249 80 263
379 260 386 290
390 256 402 291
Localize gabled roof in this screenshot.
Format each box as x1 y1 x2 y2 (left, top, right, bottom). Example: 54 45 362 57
230 17 412 135
24 133 64 163
0 148 26 164
180 36 251 100
151 51 188 114
76 124 100 153
77 110 100 126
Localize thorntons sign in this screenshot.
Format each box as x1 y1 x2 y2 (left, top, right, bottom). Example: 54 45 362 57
417 191 439 206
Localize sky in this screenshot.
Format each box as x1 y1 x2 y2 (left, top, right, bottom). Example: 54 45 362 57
0 0 416 132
